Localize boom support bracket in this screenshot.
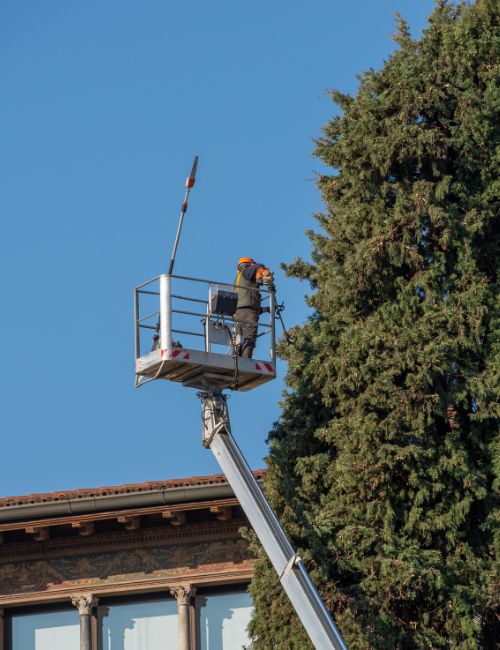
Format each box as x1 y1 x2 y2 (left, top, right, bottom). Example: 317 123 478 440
199 388 231 447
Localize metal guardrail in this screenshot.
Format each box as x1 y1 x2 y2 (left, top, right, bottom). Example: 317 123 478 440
134 273 276 364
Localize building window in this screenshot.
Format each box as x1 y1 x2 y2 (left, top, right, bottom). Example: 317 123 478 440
197 591 252 650
98 599 178 650
10 609 79 650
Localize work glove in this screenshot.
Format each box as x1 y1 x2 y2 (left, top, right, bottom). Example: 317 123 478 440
256 267 274 284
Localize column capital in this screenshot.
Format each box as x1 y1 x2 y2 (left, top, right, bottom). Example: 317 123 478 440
71 594 98 616
170 584 196 606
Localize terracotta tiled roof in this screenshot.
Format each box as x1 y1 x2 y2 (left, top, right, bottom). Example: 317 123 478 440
0 470 266 509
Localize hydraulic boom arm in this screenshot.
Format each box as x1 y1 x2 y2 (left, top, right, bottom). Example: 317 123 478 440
199 390 348 650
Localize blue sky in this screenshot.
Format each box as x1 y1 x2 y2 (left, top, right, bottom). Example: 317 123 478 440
0 0 436 497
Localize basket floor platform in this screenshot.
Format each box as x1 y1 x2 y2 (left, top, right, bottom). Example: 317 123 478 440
136 348 276 391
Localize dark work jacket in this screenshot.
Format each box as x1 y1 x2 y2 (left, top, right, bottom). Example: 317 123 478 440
234 264 263 311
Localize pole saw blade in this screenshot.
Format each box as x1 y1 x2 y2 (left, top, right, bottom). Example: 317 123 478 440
186 155 198 188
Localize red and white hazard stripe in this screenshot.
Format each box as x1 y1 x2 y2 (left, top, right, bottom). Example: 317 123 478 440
254 361 275 374
160 349 190 360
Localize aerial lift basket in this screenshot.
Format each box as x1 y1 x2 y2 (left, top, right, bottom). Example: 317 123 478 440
134 273 277 391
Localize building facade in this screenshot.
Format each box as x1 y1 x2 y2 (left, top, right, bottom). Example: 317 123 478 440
0 472 263 650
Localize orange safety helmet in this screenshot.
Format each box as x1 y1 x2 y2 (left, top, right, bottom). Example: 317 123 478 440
238 257 255 267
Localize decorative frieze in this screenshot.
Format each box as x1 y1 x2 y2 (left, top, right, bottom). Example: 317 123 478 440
0 525 253 607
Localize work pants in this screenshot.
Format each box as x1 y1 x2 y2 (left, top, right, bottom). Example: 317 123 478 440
234 307 259 358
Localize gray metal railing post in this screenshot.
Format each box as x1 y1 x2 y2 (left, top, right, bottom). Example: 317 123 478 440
205 303 210 353
134 288 140 360
270 289 276 366
160 274 172 352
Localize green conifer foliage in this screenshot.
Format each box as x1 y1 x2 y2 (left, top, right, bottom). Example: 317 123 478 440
248 2 499 648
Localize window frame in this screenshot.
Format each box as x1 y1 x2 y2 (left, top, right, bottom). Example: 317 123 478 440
5 602 80 650
194 582 252 650
96 592 179 650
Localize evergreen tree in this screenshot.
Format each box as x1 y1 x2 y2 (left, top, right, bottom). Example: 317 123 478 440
248 2 499 648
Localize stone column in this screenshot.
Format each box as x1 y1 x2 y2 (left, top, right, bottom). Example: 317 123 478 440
170 585 196 650
72 595 98 650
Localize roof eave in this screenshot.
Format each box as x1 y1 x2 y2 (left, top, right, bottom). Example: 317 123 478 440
0 482 235 523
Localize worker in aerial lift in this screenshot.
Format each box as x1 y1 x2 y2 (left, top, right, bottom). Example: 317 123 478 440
234 257 274 358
